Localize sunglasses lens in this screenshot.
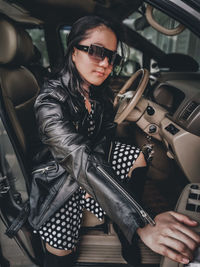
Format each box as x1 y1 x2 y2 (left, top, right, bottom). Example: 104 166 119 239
113 54 123 67
106 51 115 65
88 44 122 66
89 45 104 61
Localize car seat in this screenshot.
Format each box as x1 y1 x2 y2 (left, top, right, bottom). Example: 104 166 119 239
0 17 45 265
26 45 50 88
0 17 40 162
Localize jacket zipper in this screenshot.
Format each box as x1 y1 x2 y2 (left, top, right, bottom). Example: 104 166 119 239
97 166 156 226
32 165 56 175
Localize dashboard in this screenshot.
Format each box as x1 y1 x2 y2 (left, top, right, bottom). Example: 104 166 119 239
133 72 200 183
153 79 200 137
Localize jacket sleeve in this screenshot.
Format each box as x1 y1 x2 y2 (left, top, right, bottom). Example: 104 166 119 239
34 90 146 243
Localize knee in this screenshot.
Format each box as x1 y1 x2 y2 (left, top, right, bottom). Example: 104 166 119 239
128 152 146 178
46 243 74 256
134 152 147 168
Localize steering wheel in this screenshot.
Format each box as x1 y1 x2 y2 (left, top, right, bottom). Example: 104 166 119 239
114 68 149 124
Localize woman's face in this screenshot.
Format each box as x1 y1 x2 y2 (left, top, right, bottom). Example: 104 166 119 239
72 26 117 88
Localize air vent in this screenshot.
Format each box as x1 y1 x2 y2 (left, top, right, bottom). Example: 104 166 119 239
181 101 198 120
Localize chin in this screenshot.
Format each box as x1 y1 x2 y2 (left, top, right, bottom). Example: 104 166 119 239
91 79 107 86
92 82 103 86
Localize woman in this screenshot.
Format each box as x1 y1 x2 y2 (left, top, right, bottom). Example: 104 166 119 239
33 16 200 267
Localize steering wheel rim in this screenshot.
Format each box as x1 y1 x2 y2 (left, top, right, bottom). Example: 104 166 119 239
114 68 149 124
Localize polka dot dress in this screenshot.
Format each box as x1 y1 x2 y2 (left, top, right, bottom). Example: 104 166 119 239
38 102 141 250
110 141 141 182
38 188 104 250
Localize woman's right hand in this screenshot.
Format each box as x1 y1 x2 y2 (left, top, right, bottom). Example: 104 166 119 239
137 211 200 264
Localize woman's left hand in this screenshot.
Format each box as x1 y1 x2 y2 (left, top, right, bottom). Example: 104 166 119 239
137 211 200 264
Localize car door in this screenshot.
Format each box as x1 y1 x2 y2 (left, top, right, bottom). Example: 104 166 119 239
0 104 43 266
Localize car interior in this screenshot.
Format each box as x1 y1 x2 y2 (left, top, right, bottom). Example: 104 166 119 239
0 0 199 266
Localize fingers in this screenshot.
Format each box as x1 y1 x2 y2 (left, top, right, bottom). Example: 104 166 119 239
164 227 198 252
159 236 194 261
154 229 195 262
169 211 200 244
174 223 200 245
170 211 198 226
159 245 190 265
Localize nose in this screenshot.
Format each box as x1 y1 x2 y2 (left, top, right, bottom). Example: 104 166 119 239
99 56 110 67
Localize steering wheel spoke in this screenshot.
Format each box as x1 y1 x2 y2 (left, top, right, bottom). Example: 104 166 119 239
115 91 136 117
114 69 149 124
118 91 135 100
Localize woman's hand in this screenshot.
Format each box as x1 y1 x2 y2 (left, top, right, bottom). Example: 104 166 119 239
137 211 200 264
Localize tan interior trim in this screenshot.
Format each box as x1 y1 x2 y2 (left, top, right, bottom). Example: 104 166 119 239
146 4 185 36
160 117 200 182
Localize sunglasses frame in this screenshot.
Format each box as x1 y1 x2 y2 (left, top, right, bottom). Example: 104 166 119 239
75 44 123 67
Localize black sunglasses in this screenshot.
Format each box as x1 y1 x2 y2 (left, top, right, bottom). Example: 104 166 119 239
75 44 123 67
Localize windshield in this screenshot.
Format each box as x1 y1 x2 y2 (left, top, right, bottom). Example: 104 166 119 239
123 8 200 70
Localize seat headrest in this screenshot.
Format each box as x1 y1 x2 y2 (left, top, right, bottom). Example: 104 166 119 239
0 18 34 65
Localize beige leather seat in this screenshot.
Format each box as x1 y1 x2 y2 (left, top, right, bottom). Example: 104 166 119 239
0 18 40 159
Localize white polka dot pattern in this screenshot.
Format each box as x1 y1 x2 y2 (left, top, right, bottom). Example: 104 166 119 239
110 141 140 181
38 188 105 250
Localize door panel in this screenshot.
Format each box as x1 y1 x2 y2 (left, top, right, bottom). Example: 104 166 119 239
0 116 43 266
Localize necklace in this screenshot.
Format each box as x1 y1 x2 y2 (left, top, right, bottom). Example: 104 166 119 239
83 96 91 113
81 86 91 113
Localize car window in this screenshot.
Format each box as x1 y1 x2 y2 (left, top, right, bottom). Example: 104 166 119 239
59 26 71 53
123 8 200 70
120 46 142 76
26 28 49 67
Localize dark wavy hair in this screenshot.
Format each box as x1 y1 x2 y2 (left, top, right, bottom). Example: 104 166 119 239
61 15 125 102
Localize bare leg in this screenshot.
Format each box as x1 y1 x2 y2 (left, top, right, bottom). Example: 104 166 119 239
128 152 147 178
44 243 76 267
46 243 73 256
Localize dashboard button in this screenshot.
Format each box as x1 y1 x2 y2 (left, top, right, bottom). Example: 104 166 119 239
165 123 179 135
149 124 157 133
189 193 198 200
190 184 199 189
146 106 155 116
186 203 196 211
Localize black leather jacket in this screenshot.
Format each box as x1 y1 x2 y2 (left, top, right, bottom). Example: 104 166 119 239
33 73 153 243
